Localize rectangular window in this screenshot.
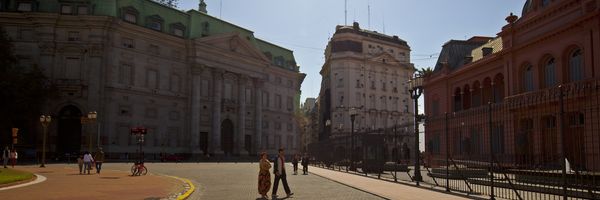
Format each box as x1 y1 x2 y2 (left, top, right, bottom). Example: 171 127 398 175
148 21 162 31
245 88 252 104
77 6 88 15
124 13 137 23
262 92 269 107
287 123 293 131
170 74 181 92
275 135 281 149
122 38 134 48
286 96 293 111
275 122 281 130
61 5 72 14
146 69 158 89
17 2 32 12
201 80 209 97
67 31 80 41
275 94 282 109
149 44 159 55
64 57 81 79
262 135 269 149
119 64 133 85
224 83 232 100
173 28 184 37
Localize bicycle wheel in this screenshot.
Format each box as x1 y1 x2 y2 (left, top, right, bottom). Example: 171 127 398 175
131 165 137 175
141 166 148 175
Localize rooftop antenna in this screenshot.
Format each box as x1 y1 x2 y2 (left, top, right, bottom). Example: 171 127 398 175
382 11 386 34
219 0 223 19
344 0 348 25
368 0 371 29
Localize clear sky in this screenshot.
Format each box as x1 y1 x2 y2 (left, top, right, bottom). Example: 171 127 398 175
178 0 524 105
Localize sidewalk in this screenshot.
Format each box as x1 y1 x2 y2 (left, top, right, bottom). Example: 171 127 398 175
0 164 185 200
308 166 469 200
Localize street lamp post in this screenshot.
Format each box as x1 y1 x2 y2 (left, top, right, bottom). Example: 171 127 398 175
39 115 52 168
81 111 97 153
408 76 424 185
349 107 358 171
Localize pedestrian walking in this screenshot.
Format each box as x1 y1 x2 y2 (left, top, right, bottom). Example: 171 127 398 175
301 154 309 175
9 149 17 168
94 148 105 174
292 154 299 175
272 148 293 198
77 154 84 174
83 152 94 174
2 146 9 168
257 152 271 199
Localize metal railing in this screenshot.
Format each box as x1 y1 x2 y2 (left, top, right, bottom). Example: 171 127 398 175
309 80 600 200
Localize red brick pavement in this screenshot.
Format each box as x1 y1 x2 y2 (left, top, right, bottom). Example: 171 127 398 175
0 164 182 200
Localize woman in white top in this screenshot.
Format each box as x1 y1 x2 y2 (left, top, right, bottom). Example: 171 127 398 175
83 152 94 174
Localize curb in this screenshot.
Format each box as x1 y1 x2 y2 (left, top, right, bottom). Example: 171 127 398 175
165 175 196 200
0 174 47 191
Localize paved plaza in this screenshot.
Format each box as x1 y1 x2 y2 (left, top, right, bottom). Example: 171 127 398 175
102 162 384 200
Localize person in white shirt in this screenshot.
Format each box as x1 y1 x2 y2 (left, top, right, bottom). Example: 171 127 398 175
272 148 293 198
83 152 94 174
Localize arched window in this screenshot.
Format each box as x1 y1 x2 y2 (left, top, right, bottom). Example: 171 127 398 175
542 0 551 7
569 49 583 82
523 65 534 92
544 58 556 87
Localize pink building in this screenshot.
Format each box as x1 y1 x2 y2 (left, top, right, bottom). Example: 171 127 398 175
424 0 600 171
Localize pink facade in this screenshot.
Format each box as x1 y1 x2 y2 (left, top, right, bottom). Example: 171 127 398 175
424 0 600 170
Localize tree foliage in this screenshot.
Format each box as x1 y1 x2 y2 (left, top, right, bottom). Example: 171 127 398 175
153 0 179 8
0 26 57 143
416 67 434 78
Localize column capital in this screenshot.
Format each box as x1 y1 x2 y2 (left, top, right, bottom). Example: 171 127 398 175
211 68 225 79
191 63 205 74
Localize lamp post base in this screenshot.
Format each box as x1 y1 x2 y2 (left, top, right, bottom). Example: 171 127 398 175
40 164 45 168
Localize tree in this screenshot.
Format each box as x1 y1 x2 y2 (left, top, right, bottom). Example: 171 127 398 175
416 67 434 78
153 0 179 8
0 26 57 146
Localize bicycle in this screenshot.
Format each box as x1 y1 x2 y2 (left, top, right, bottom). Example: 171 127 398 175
131 161 148 176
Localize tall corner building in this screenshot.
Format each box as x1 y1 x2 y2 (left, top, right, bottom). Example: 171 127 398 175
0 0 305 158
318 22 416 142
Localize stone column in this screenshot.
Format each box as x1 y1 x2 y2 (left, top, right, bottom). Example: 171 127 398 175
237 75 248 155
254 78 264 151
211 69 224 155
190 66 203 154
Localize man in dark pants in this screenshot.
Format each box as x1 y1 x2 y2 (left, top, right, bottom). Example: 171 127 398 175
301 153 309 175
272 148 293 198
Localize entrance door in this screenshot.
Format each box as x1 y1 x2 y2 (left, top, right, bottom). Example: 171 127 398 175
57 105 82 156
221 119 234 155
200 132 208 154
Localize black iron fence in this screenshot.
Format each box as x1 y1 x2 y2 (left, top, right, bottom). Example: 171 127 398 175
310 80 600 200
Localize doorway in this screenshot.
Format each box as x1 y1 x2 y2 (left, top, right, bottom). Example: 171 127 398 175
57 105 82 156
221 119 234 155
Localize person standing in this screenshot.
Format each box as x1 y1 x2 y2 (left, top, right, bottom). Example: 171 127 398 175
301 154 309 175
94 148 105 174
292 154 299 175
2 146 9 168
83 152 94 174
257 152 271 199
272 148 293 198
9 149 17 168
77 154 84 174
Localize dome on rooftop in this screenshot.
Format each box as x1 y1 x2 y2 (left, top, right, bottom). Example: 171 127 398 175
522 0 533 16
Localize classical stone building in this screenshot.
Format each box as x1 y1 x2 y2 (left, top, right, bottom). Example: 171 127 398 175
0 0 305 158
317 22 416 160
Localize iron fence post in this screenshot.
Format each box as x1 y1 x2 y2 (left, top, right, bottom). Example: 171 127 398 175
488 102 495 200
445 112 450 192
558 85 567 200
